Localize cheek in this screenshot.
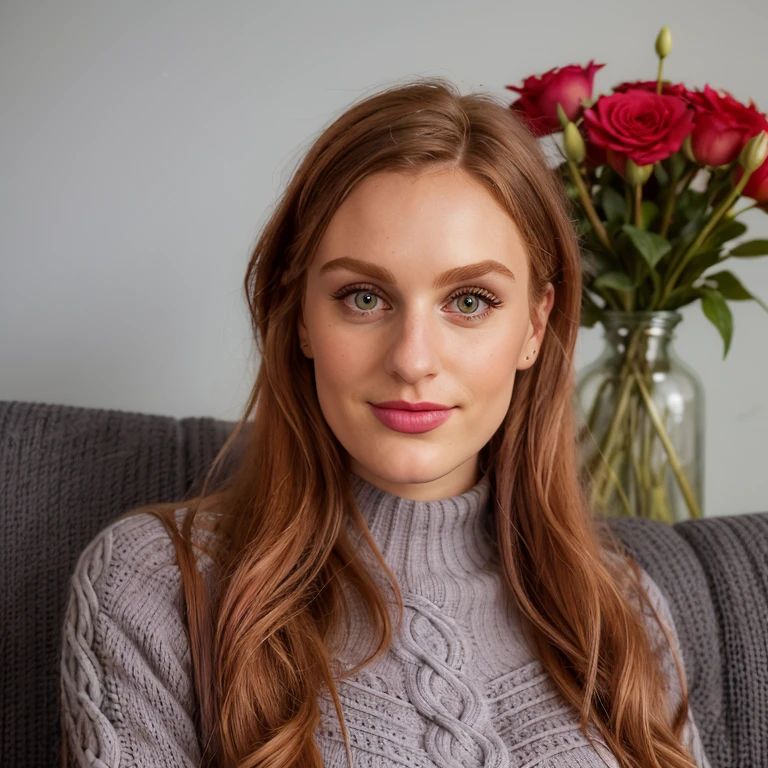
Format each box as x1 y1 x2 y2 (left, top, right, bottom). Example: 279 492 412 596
452 324 524 429
313 336 348 385
451 323 522 379
309 317 378 404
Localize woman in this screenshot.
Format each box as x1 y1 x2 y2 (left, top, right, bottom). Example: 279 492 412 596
60 77 710 768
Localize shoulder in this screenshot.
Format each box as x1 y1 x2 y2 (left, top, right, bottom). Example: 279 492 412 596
60 508 219 766
62 507 214 677
62 506 225 704
71 507 221 614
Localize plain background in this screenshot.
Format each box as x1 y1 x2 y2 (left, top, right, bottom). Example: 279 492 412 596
1 1 766 517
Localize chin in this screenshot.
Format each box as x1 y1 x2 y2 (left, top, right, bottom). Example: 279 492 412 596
354 450 454 482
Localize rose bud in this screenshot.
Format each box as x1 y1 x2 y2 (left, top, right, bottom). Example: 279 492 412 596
626 159 654 186
733 129 768 202
736 157 768 203
738 129 768 173
655 26 672 59
564 122 586 164
506 61 605 137
687 85 767 167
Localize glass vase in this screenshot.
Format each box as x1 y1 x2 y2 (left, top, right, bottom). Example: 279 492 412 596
575 311 705 522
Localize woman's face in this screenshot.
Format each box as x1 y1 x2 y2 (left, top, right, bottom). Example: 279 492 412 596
298 167 554 501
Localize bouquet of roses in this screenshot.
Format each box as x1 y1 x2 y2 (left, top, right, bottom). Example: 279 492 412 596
506 27 768 519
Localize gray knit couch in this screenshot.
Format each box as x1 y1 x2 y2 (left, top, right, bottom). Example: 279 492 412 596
1 399 766 767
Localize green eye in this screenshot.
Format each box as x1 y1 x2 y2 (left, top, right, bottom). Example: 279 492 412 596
354 292 378 311
457 294 482 314
331 282 503 322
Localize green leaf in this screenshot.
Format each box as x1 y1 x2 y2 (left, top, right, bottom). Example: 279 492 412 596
581 247 620 278
576 217 592 237
667 152 687 180
678 248 722 285
601 187 626 224
654 163 670 186
621 224 672 268
674 190 709 238
662 286 703 311
640 201 659 230
699 287 733 359
565 181 581 202
593 271 638 291
703 220 748 250
729 239 768 257
704 271 768 314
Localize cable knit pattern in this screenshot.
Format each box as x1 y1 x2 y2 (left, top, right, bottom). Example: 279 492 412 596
59 473 710 767
60 509 211 768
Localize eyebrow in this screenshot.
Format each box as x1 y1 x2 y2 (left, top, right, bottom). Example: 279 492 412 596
318 257 515 288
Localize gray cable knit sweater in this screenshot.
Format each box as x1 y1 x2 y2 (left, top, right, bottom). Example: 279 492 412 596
60 471 710 767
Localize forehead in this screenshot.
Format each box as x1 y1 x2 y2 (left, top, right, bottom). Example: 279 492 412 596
313 168 529 277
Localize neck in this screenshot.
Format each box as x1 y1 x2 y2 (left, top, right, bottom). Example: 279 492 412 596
348 469 495 586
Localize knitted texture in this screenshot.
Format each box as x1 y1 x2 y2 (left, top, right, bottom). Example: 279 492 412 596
0 399 234 768
59 470 711 767
608 511 768 766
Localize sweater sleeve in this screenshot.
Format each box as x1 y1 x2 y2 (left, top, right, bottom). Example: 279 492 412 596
59 511 207 768
634 565 712 768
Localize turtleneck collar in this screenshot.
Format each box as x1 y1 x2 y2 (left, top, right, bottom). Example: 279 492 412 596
348 470 496 585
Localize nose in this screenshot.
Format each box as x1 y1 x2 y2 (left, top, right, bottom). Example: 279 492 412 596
383 308 444 384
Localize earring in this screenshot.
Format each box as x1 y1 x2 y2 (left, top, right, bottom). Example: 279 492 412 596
525 349 536 361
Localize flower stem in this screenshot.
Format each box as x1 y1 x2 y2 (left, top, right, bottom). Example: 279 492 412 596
729 202 758 218
639 403 653 517
567 159 612 252
586 328 646 503
629 361 703 518
658 164 692 239
658 168 754 307
594 286 622 311
586 378 613 434
594 444 634 515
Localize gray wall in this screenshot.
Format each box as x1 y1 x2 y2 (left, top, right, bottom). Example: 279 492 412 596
2 1 766 516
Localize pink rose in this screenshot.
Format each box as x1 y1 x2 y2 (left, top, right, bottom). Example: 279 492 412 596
583 90 695 167
613 80 690 99
506 61 605 137
687 85 767 167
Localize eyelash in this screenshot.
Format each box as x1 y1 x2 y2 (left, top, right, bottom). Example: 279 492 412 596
330 283 504 322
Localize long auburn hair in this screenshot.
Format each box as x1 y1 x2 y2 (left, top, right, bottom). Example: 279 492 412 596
62 77 698 768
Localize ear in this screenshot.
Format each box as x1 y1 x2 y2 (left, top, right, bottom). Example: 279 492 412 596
517 282 555 370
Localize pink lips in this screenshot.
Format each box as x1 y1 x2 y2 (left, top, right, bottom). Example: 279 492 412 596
369 403 456 434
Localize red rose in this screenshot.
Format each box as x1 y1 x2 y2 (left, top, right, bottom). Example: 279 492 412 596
506 61 605 137
583 90 695 167
734 129 768 203
605 148 629 176
687 85 767 167
613 80 690 99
